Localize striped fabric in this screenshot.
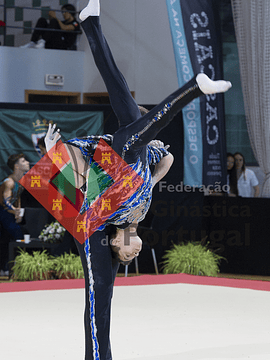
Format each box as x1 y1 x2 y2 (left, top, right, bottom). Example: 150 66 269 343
84 237 100 360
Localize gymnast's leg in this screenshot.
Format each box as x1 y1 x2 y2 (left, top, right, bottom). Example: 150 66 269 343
80 4 141 127
79 1 231 159
112 73 231 157
75 229 119 360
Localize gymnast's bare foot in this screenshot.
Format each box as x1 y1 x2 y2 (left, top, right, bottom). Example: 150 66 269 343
196 73 232 94
79 0 100 21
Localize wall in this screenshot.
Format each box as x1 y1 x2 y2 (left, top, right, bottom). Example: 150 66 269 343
0 0 178 105
80 0 178 104
0 46 85 103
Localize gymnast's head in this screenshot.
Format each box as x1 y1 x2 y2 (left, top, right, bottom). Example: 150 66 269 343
110 224 142 265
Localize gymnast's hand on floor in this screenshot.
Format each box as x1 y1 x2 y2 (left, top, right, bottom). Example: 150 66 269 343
45 123 61 152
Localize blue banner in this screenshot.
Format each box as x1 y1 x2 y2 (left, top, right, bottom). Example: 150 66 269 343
166 0 227 188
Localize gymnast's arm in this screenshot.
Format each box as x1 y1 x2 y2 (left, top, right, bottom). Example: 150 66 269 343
48 11 76 31
2 178 22 222
147 140 174 187
45 123 89 189
151 152 174 187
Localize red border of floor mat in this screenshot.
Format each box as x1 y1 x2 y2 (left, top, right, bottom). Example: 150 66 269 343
1 273 270 293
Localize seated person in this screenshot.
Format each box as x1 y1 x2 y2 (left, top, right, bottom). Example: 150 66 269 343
21 4 81 50
0 154 30 273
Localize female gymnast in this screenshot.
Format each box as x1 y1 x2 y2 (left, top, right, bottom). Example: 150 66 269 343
45 1 232 359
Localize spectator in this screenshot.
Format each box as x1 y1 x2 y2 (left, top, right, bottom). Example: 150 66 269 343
21 4 80 50
234 152 259 197
37 136 46 156
227 152 238 196
0 153 30 275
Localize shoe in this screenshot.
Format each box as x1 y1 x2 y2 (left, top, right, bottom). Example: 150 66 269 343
20 41 36 48
79 0 100 21
196 73 232 94
35 39 45 49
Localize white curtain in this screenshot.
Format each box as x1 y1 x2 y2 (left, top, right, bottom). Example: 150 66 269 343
231 0 270 197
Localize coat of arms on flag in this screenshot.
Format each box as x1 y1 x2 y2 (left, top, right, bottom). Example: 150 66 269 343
19 139 144 244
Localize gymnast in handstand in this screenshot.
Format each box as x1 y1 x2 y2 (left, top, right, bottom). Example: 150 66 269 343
45 1 231 359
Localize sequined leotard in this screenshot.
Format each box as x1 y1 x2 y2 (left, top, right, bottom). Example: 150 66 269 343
74 14 205 360
65 136 169 229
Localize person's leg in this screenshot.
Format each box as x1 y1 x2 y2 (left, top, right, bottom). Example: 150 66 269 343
79 1 231 159
0 207 23 240
75 230 119 360
80 14 141 127
113 74 231 158
0 207 23 271
31 17 48 43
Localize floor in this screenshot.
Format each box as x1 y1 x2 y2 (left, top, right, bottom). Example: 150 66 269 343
1 278 270 360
